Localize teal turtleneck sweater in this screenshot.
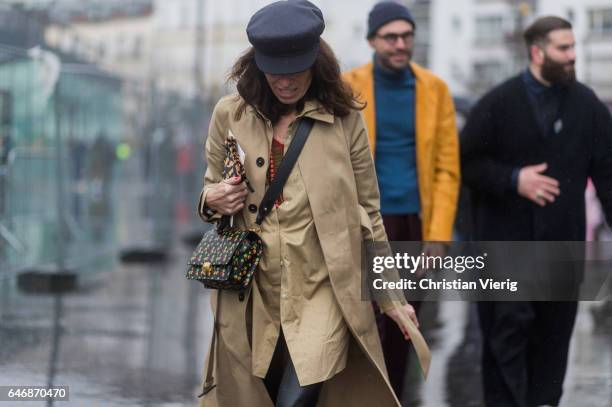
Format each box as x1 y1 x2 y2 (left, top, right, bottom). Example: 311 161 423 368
373 59 420 215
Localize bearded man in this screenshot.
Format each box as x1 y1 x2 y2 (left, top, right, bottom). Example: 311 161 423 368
461 16 612 407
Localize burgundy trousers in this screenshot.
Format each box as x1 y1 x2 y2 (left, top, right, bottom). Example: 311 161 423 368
376 214 422 402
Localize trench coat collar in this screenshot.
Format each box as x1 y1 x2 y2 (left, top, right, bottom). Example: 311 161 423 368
247 99 335 124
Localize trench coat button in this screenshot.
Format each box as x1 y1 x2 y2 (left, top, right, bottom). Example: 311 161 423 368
256 157 265 167
281 293 288 300
248 204 258 213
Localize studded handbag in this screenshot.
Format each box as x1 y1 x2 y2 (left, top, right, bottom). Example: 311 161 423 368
186 118 314 302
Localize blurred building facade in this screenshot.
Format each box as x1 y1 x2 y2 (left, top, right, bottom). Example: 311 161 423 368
430 0 540 98
41 0 387 101
539 0 612 103
183 0 431 92
152 0 384 98
43 1 153 141
406 0 432 67
10 0 612 106
37 0 440 101
429 0 612 102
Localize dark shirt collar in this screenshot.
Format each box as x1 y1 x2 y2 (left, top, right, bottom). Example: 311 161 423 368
522 68 549 95
522 67 565 97
373 54 413 82
521 67 566 136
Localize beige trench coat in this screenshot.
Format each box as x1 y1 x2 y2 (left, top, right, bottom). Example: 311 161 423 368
197 95 402 407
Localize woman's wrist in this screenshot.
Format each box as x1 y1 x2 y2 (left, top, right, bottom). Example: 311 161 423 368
198 186 221 222
205 183 226 213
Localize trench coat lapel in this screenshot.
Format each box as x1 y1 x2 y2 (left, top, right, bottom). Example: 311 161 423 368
295 109 344 269
297 126 329 213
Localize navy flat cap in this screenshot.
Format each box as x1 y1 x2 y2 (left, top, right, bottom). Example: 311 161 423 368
247 0 325 75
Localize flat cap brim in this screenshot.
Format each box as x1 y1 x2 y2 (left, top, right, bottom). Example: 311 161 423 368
254 42 319 75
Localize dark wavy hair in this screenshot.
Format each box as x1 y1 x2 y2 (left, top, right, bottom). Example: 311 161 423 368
228 39 364 123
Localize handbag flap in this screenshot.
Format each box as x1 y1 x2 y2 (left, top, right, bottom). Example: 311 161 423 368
188 228 251 267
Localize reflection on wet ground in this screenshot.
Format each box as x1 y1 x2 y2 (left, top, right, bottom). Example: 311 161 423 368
0 245 610 406
406 301 612 407
0 243 212 407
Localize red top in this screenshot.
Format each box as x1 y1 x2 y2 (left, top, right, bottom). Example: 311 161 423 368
268 138 285 207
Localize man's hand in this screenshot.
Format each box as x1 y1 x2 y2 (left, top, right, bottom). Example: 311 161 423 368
384 303 419 340
517 163 560 207
205 176 248 215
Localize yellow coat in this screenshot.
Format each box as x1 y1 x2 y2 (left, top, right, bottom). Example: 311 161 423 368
343 62 460 241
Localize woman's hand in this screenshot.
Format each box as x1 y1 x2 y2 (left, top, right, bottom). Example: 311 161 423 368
205 176 249 215
384 303 419 341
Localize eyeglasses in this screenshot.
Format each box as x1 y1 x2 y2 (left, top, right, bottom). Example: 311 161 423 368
376 31 414 45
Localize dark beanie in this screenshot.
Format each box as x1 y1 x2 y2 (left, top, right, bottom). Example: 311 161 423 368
367 1 415 39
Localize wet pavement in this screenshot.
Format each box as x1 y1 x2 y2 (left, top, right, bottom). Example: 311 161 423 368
0 241 213 407
1 239 611 406
405 301 612 407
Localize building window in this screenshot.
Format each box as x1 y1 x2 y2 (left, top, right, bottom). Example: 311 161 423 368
98 43 106 59
116 34 125 58
132 36 143 58
180 3 191 28
589 8 612 36
475 15 504 43
71 34 82 55
452 16 462 35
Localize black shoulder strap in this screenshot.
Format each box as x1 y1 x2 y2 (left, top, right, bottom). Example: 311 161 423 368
255 117 314 225
200 118 314 396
